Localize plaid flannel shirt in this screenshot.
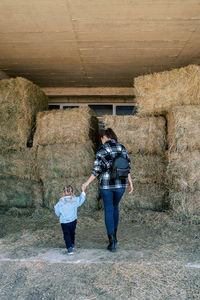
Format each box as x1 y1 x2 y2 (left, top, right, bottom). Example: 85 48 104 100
92 139 131 189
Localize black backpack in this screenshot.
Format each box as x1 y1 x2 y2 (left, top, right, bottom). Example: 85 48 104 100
111 155 130 179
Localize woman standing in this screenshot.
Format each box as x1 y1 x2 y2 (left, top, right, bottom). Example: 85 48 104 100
82 128 133 252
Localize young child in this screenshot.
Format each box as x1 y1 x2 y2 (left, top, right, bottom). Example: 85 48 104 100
54 185 86 255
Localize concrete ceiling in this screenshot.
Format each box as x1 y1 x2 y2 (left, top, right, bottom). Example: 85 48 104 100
0 0 200 87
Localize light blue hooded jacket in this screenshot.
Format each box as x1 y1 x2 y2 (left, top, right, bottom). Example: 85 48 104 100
54 192 86 223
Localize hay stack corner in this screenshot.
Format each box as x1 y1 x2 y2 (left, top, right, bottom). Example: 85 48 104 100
0 77 49 209
0 76 49 150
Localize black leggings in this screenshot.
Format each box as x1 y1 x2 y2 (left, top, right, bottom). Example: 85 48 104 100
61 220 77 249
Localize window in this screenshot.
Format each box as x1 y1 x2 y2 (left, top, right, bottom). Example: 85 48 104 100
48 103 137 116
116 105 137 116
63 105 79 109
48 104 60 110
88 105 113 116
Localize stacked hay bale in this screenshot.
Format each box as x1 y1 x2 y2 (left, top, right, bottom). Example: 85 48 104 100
166 106 200 217
0 77 48 208
34 107 99 211
134 65 200 116
134 64 200 218
102 115 167 211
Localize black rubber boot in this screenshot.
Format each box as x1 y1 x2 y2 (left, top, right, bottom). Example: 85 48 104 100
114 229 118 243
107 235 116 252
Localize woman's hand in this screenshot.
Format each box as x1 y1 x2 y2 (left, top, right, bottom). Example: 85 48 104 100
128 173 133 194
128 182 134 194
82 182 88 192
82 174 96 191
82 184 86 193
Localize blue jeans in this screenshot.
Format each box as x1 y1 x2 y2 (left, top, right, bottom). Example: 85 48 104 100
100 188 125 235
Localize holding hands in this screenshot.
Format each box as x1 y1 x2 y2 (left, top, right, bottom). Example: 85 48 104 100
82 183 86 193
82 174 96 192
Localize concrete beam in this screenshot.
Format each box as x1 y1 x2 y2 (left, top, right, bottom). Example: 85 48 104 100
42 87 135 96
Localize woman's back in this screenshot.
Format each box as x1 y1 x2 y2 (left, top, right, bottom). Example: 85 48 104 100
93 139 130 189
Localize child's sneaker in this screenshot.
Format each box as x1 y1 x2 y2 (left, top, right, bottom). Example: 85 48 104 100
71 243 75 249
67 247 74 255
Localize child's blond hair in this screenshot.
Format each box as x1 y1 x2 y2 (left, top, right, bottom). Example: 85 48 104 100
62 185 74 203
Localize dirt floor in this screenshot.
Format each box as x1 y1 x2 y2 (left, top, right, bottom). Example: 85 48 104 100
0 207 199 300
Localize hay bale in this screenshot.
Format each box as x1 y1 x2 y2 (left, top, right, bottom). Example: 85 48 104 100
166 151 200 193
134 65 200 115
122 183 167 211
130 154 166 184
169 190 200 217
134 64 200 97
33 106 98 146
42 176 100 211
167 105 200 152
37 143 95 181
0 77 48 150
102 115 166 155
0 175 43 208
0 148 38 181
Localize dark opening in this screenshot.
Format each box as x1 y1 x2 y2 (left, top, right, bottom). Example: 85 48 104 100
63 105 79 109
116 105 137 115
88 105 113 117
26 119 36 148
48 105 60 110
